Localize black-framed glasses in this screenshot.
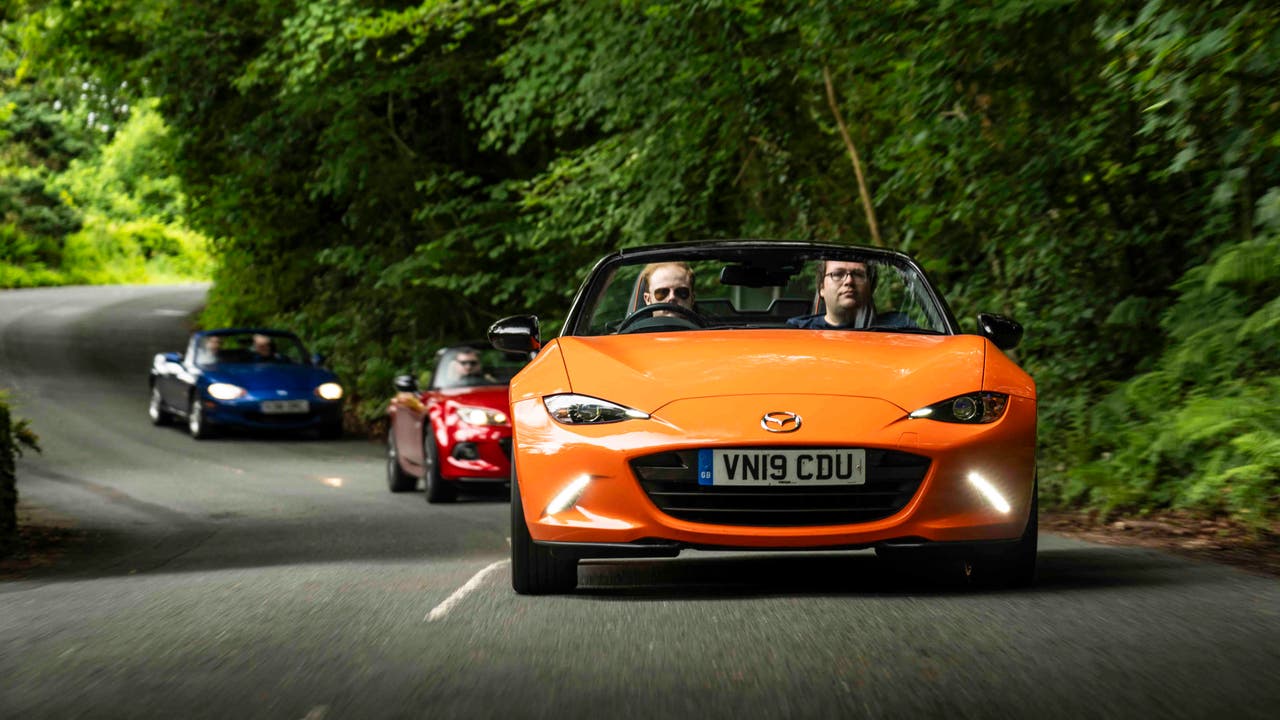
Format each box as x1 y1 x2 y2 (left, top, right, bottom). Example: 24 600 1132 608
824 269 868 284
651 286 692 302
456 359 479 367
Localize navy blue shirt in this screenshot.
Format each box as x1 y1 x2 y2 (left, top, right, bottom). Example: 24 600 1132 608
786 312 913 330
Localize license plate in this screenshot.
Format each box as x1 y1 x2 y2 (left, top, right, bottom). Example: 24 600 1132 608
260 399 310 414
697 449 866 486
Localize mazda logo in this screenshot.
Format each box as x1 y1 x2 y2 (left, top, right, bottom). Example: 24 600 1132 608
761 411 802 433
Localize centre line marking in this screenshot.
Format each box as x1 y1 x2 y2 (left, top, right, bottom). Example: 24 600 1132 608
426 560 509 622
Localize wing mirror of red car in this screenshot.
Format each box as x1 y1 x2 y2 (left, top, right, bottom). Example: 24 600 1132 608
393 374 418 393
488 315 541 355
977 313 1023 351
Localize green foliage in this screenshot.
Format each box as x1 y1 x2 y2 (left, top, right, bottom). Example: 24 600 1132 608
1 7 208 288
1 389 40 554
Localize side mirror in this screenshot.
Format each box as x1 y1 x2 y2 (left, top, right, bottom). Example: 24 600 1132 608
393 374 418 393
311 353 326 367
489 315 541 355
977 313 1023 351
163 351 183 364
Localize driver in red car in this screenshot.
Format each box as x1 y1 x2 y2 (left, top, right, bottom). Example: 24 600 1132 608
641 261 697 317
451 349 496 385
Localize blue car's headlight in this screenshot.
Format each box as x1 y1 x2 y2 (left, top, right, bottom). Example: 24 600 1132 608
544 394 649 424
909 392 1008 424
315 382 343 400
207 383 246 400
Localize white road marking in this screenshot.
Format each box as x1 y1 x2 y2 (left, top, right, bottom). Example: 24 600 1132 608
153 309 190 316
426 560 509 622
301 706 328 720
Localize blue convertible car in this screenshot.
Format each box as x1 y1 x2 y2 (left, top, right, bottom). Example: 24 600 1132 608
149 329 344 439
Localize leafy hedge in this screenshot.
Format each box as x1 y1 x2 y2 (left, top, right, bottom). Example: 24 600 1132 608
0 392 39 556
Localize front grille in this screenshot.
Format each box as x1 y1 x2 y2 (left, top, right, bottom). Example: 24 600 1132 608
630 448 930 527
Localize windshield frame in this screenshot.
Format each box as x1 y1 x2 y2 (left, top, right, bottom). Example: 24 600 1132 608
561 240 961 337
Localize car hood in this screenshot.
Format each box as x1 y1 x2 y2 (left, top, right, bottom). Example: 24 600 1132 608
556 330 988 415
436 386 510 412
202 364 337 392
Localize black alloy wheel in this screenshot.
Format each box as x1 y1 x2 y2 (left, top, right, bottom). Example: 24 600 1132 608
511 469 577 595
386 428 417 493
187 394 213 440
422 424 457 504
148 385 169 426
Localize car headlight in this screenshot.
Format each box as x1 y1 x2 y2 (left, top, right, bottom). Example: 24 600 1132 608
315 382 344 400
456 405 509 426
544 394 649 424
909 392 1009 423
207 383 246 400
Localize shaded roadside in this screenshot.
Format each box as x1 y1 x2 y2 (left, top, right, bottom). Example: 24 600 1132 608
1043 510 1280 578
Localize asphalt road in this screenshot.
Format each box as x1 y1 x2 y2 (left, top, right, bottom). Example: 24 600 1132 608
1 285 1277 720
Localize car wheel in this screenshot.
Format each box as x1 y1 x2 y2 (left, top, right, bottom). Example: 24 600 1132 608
511 469 577 595
967 478 1038 588
386 428 416 493
423 424 456 504
188 395 214 440
149 385 170 426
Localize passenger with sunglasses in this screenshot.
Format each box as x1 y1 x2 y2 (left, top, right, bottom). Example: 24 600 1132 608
640 261 697 317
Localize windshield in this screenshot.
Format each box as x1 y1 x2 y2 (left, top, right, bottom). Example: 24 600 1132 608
432 347 528 389
194 332 310 368
570 246 952 336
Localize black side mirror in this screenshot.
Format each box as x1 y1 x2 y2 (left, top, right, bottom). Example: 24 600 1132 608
163 351 183 364
977 313 1023 351
393 374 418 393
489 315 541 355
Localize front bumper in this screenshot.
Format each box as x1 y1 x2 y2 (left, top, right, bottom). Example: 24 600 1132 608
202 396 343 431
512 393 1037 555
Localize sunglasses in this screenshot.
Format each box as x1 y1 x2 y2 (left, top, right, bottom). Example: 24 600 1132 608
651 286 691 302
456 359 479 367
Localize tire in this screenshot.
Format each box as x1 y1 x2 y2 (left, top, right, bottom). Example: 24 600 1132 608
967 479 1038 588
188 394 214 440
422 424 456 504
511 469 577 595
386 428 417 493
148 384 170 426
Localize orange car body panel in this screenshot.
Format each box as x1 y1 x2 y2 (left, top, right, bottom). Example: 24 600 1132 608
510 330 1036 549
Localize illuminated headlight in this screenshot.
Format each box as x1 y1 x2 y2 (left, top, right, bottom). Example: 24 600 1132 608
544 394 649 424
206 383 246 400
456 405 508 426
909 392 1009 423
315 382 344 400
544 475 591 516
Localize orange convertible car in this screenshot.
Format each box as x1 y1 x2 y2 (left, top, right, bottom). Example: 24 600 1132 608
489 241 1036 594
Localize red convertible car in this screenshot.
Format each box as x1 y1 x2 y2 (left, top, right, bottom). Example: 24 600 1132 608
386 343 528 502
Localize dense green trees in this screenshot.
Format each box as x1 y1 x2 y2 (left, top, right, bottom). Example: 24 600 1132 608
0 5 210 285
11 0 1279 524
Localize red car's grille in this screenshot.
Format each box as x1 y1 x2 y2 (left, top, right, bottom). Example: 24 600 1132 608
630 449 929 527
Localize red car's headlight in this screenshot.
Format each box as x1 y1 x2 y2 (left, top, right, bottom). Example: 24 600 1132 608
909 392 1009 424
455 405 509 426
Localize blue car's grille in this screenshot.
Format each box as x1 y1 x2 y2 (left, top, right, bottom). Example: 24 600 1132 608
630 449 930 527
